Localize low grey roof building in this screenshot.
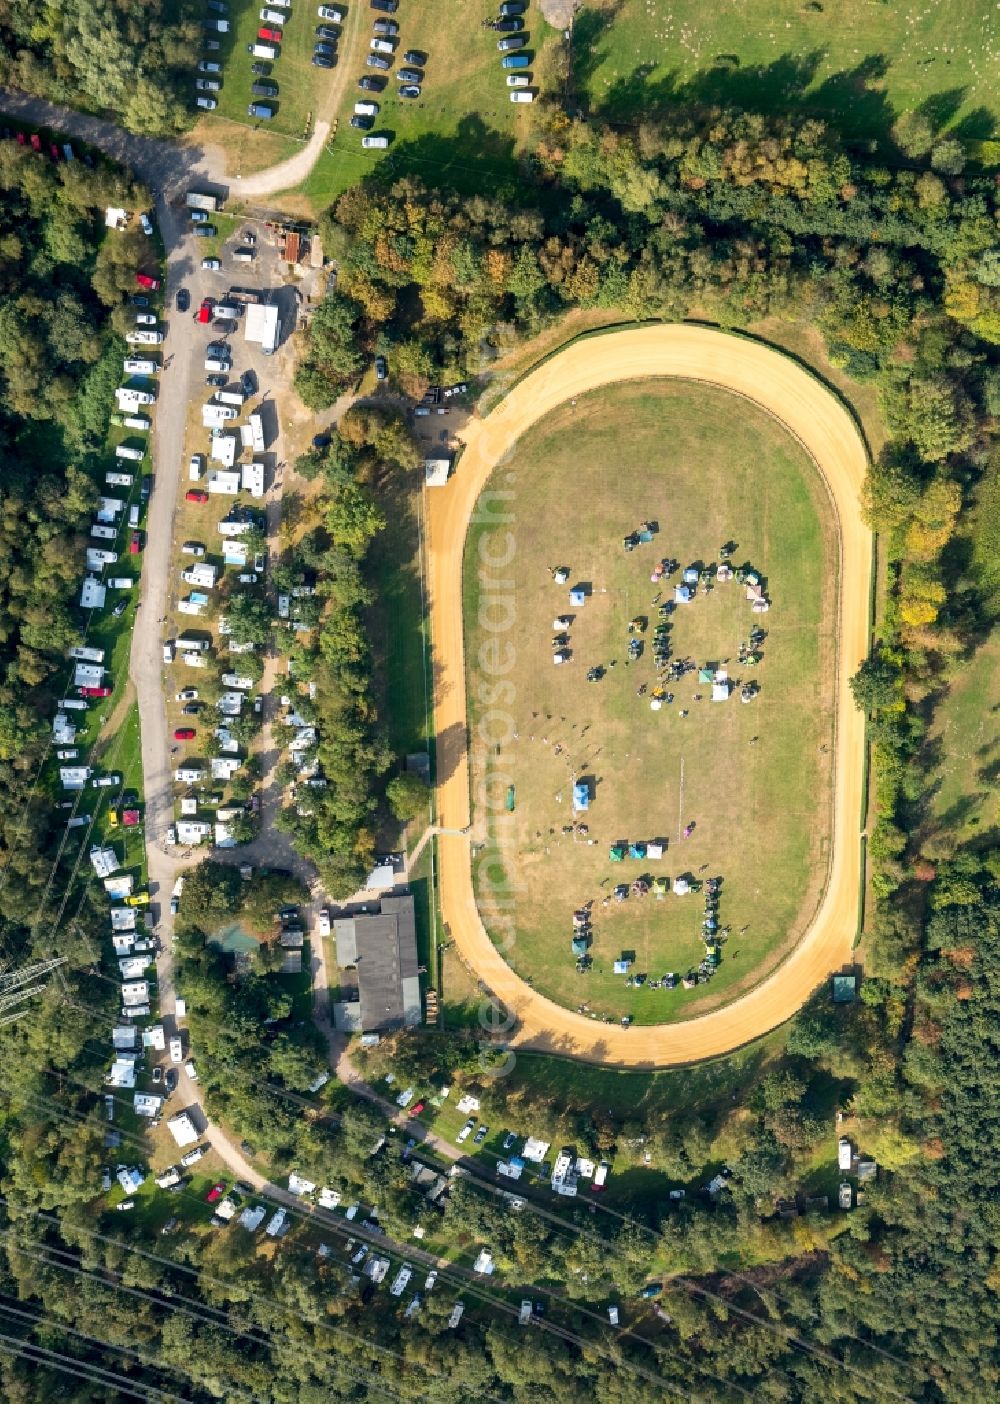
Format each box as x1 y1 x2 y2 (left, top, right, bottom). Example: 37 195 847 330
333 894 420 1033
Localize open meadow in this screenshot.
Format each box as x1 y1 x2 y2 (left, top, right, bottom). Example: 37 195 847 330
575 0 1000 144
464 378 839 1025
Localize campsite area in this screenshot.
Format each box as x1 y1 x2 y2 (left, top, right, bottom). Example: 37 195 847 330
463 379 839 1024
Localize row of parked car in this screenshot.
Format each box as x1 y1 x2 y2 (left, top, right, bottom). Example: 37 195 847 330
492 1 535 101
351 0 426 150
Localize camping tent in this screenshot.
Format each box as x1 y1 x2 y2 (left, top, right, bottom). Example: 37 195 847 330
652 876 669 896
612 959 631 975
572 782 590 812
609 845 625 862
647 842 664 860
571 935 589 956
673 877 691 895
569 588 586 607
674 585 692 604
628 842 646 860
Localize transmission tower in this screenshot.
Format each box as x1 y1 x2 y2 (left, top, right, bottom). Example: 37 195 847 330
0 957 67 1028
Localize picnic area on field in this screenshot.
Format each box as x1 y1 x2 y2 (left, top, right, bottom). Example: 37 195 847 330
463 379 839 1025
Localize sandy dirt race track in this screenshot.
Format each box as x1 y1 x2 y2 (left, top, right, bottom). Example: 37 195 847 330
426 324 872 1068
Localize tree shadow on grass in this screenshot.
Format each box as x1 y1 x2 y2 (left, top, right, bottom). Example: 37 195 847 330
376 114 523 201
591 49 942 150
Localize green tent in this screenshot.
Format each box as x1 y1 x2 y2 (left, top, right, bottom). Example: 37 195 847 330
609 845 626 862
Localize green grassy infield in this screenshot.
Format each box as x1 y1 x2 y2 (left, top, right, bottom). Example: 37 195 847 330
574 0 1000 146
463 379 838 1025
928 633 1000 837
206 0 326 142
299 0 560 206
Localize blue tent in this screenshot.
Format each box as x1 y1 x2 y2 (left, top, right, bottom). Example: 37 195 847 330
629 842 647 860
569 588 586 607
573 782 590 811
571 935 589 956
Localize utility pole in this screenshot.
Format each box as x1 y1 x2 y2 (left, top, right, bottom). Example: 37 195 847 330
0 957 68 1028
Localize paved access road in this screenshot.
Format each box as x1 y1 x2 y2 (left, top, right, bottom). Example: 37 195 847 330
426 323 872 1068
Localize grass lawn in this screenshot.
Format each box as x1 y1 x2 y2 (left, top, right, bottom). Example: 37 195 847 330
366 476 431 763
927 633 1000 838
575 0 1000 146
463 379 838 1025
201 0 325 145
298 0 560 207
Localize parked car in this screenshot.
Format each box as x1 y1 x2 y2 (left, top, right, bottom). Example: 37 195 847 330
258 26 282 41
397 67 422 82
170 896 180 915
185 1061 198 1080
408 1101 425 1118
501 53 530 69
251 61 272 74
312 53 335 66
196 78 221 91
317 3 344 16
375 355 388 381
355 100 379 116
373 18 398 34
181 704 200 716
473 1124 489 1145
371 0 398 10
315 42 336 56
506 73 530 86
503 1131 517 1150
366 54 390 70
316 24 339 38
403 49 424 64
175 290 190 316
510 89 535 102
164 1068 178 1092
206 1182 226 1203
139 211 154 235
195 96 218 110
174 728 196 741
239 370 256 396
198 60 222 73
152 1065 163 1084
317 908 331 935
497 33 527 50
500 0 526 13
370 37 394 53
176 688 199 701
206 373 226 388
495 16 523 30
186 490 209 504
399 85 420 98
251 81 278 97
181 1145 207 1167
201 257 221 271
129 531 142 554
181 542 206 557
358 75 383 90
351 114 372 129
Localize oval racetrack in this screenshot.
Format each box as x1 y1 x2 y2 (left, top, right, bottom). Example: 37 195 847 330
426 324 871 1067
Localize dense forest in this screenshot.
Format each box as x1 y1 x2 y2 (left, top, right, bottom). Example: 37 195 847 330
0 0 198 135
